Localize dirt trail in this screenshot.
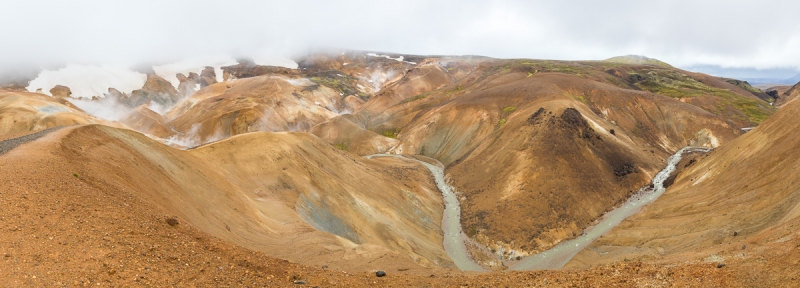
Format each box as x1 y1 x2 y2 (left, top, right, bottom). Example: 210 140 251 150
0 126 64 155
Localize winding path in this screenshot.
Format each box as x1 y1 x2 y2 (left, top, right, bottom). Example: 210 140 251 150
0 127 64 156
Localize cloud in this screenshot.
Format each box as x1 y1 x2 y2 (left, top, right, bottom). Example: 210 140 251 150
2 0 799 76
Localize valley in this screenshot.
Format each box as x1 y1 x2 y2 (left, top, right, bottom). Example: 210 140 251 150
2 51 799 286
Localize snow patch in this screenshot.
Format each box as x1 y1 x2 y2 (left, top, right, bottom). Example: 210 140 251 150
251 54 298 69
27 65 146 98
366 53 417 65
360 69 397 92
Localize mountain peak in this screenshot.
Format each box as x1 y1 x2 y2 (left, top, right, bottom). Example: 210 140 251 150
603 55 672 68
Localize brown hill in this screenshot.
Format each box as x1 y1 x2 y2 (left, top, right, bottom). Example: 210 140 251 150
309 114 398 155
120 105 172 138
2 124 453 271
395 71 739 262
127 74 180 107
0 91 120 137
774 81 800 107
565 85 800 282
222 59 299 80
164 75 351 146
322 53 746 263
0 124 749 287
4 52 768 269
3 52 798 285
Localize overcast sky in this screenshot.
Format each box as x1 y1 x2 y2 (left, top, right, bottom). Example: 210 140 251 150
2 0 800 78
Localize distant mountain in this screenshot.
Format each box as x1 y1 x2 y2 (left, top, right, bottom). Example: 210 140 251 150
786 73 800 83
680 65 800 85
603 55 672 68
742 73 800 85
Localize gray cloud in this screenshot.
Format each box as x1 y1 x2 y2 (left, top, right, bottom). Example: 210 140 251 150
2 0 800 75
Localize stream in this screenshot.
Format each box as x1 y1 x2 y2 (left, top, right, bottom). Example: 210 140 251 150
365 154 486 271
367 146 709 272
511 146 711 270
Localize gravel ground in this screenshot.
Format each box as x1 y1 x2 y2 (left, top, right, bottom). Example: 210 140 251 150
0 126 63 155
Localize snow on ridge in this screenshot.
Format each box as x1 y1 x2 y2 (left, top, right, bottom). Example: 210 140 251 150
27 65 147 98
152 57 238 88
252 55 298 69
366 53 417 65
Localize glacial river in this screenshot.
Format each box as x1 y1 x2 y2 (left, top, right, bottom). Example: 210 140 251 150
365 154 486 271
367 146 710 271
511 146 711 270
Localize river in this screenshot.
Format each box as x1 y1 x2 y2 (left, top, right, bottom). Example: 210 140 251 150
511 146 711 270
366 146 710 272
365 154 486 271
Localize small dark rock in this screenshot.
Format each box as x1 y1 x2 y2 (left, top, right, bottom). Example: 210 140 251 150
610 129 616 135
4 254 10 257
628 74 645 82
742 245 747 250
733 231 738 236
559 108 598 140
293 280 307 285
561 108 587 127
766 90 778 98
717 263 726 268
321 265 328 269
527 107 546 125
614 163 637 177
376 270 387 277
662 173 678 188
166 218 179 226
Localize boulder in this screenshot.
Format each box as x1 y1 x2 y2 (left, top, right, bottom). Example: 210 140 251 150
200 66 217 87
222 59 298 80
127 74 179 107
49 85 72 99
104 87 127 100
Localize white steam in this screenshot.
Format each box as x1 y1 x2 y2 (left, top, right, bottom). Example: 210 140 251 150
361 69 397 92
283 78 314 86
147 101 174 116
152 56 238 88
164 123 226 148
67 93 135 122
27 65 146 98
